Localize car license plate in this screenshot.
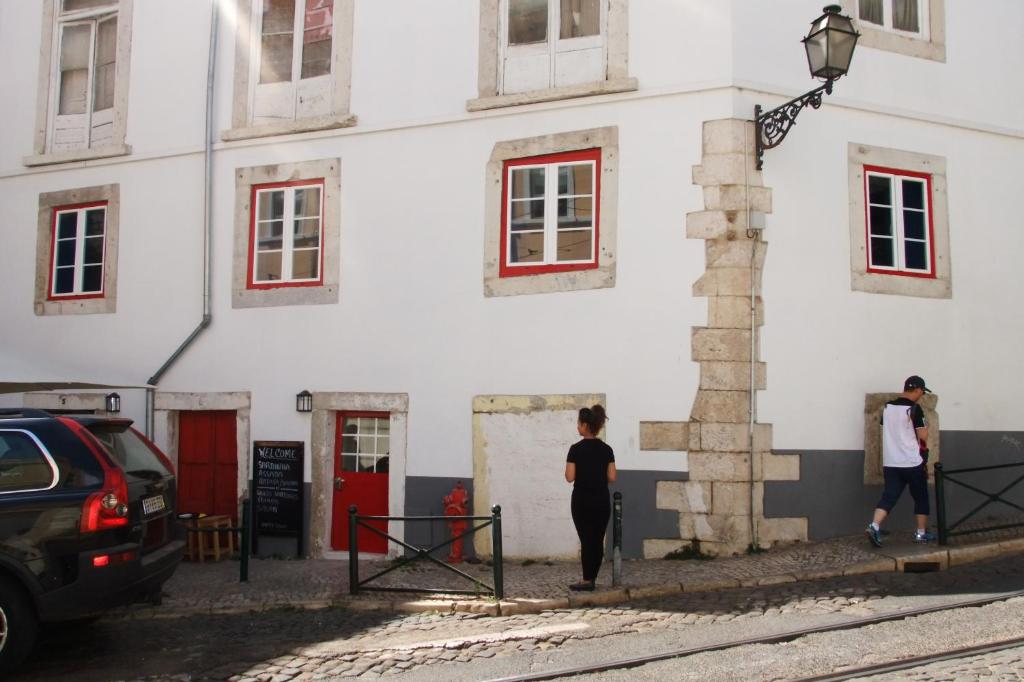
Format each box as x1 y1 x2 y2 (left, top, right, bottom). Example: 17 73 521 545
142 495 166 515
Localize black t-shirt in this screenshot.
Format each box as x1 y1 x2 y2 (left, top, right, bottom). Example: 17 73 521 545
566 438 615 492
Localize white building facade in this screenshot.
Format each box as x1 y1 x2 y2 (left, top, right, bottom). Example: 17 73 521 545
1 0 1022 559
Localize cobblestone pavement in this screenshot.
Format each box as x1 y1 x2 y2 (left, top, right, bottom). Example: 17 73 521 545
11 552 1024 681
861 645 1024 681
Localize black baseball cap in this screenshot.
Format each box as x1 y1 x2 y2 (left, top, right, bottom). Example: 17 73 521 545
904 375 932 393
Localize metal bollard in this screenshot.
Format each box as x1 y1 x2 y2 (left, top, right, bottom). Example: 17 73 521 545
348 505 359 594
612 492 622 587
240 498 251 583
491 505 504 600
934 463 947 546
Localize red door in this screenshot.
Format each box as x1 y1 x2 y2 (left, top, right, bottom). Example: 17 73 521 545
331 412 390 552
178 411 238 521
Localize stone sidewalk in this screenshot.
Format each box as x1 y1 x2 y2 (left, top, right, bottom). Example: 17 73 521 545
120 526 1024 620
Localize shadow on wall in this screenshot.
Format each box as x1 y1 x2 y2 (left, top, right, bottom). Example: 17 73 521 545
764 431 1024 541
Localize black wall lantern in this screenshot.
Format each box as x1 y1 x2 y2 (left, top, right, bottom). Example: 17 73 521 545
105 392 121 413
755 5 859 169
296 390 313 413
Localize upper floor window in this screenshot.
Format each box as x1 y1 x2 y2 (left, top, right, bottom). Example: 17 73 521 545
27 0 133 165
50 202 108 298
225 0 355 140
864 167 933 277
858 0 927 38
248 181 324 288
501 149 600 277
470 0 634 111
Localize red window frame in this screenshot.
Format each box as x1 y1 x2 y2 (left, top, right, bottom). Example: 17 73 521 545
47 200 108 301
499 147 601 278
247 178 326 290
863 164 936 279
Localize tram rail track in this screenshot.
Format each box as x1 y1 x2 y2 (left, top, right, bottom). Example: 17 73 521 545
486 588 1024 682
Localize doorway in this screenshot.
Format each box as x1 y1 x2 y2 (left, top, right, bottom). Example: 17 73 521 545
330 411 390 552
178 410 238 520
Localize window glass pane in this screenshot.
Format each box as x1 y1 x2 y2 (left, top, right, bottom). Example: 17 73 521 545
88 426 172 477
357 456 375 472
294 186 321 218
0 433 54 492
340 454 357 471
375 456 389 474
357 417 375 432
357 436 376 455
510 232 544 263
903 210 925 240
62 0 116 11
83 236 104 264
54 268 75 294
341 431 357 453
301 0 333 79
559 0 600 39
256 251 282 280
901 179 924 210
558 163 592 195
511 167 545 199
82 264 103 292
57 212 78 240
378 436 389 454
510 199 544 230
904 240 927 270
870 236 895 267
859 0 883 24
293 217 320 249
258 221 284 250
376 420 390 436
59 24 91 115
867 175 891 205
258 190 285 221
892 0 920 32
869 206 892 235
557 229 591 261
292 249 319 279
56 240 77 267
260 0 295 84
558 196 592 229
509 0 547 45
85 208 105 236
93 17 117 111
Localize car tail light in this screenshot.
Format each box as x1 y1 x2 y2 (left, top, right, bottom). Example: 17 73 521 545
92 550 136 567
81 466 130 533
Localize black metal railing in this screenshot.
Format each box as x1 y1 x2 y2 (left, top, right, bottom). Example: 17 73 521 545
348 505 504 599
179 498 252 582
935 461 1024 546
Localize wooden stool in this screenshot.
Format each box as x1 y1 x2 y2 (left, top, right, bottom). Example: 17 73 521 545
196 515 235 562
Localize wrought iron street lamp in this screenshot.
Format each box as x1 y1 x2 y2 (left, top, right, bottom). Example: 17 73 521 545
295 390 313 413
755 5 859 169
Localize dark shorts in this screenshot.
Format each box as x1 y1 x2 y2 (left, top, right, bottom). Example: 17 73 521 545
877 465 930 516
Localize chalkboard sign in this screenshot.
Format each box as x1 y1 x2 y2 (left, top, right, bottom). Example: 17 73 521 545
252 441 304 546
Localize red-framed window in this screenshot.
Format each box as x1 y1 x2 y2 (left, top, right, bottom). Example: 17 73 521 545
48 201 107 300
247 178 325 289
336 411 390 473
500 147 601 277
864 165 935 278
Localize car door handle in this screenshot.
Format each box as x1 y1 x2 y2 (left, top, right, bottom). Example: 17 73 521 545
334 477 345 491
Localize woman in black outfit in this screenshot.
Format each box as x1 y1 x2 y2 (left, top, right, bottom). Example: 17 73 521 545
564 405 616 591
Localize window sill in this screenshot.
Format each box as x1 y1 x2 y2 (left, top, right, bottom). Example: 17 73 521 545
467 78 638 112
23 144 132 168
221 114 358 142
484 265 615 298
35 297 116 316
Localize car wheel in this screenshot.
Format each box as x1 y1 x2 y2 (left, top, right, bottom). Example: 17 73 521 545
0 577 38 673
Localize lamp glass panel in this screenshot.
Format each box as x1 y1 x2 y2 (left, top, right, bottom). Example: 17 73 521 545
804 29 828 76
826 30 857 75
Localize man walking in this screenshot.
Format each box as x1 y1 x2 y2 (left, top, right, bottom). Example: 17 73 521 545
866 375 935 547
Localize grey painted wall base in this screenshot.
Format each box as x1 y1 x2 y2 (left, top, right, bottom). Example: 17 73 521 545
764 430 1024 541
405 470 687 561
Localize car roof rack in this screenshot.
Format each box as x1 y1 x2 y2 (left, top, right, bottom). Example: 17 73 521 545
0 408 52 419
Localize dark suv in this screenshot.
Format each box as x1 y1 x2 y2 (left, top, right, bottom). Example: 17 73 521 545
0 409 184 671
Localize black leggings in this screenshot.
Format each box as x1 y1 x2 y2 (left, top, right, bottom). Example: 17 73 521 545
571 489 611 582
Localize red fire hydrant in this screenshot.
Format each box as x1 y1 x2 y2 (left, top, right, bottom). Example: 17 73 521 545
443 481 470 564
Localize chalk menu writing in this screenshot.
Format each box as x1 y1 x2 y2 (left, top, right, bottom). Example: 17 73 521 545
253 441 303 537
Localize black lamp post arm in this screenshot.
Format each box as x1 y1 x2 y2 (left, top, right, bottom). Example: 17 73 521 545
754 79 834 170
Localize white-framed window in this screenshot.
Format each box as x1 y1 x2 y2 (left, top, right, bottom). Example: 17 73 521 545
49 202 108 299
49 0 120 152
500 0 605 94
249 181 324 287
338 413 390 474
502 148 599 276
251 0 335 123
857 0 928 38
864 166 933 277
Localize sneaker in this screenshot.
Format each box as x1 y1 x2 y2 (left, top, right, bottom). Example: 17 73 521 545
914 530 936 543
569 582 595 592
865 524 882 547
